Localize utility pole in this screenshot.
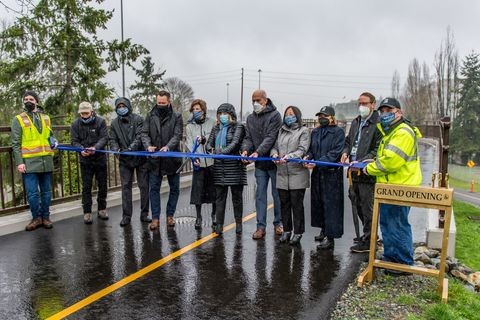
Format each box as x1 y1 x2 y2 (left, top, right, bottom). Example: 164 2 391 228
240 68 244 122
258 68 262 89
226 83 230 103
120 0 125 96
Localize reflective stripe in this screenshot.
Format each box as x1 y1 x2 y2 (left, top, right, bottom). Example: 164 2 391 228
19 113 32 127
375 159 387 173
41 114 50 127
384 144 417 162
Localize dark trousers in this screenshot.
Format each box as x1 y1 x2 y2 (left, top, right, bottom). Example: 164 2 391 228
150 173 180 219
278 188 306 234
215 185 243 226
348 181 375 240
80 162 108 214
120 163 149 218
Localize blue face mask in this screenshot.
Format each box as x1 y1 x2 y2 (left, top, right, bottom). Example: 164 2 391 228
81 116 95 124
193 111 203 120
116 106 129 116
219 114 230 126
284 115 297 126
380 112 396 128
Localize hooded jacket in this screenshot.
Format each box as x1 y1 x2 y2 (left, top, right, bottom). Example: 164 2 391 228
206 103 247 186
241 98 282 171
141 104 183 176
109 97 146 168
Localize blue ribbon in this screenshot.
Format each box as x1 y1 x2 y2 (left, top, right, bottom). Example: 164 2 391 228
56 145 368 169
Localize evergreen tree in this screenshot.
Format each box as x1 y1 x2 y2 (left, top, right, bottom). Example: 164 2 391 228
451 51 480 162
0 0 148 119
129 56 165 115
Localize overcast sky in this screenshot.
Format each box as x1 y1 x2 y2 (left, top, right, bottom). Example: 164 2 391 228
2 0 479 117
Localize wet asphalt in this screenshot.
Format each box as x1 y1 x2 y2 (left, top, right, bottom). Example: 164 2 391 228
0 143 436 320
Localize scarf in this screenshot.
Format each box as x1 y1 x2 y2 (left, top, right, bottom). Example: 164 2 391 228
215 124 229 149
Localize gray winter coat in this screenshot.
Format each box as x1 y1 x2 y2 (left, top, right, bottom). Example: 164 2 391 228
271 124 311 190
185 117 216 168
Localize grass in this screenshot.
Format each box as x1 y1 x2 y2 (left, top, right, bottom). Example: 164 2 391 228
448 176 480 192
452 200 480 271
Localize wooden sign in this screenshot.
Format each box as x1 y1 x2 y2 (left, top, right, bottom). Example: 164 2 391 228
374 183 453 207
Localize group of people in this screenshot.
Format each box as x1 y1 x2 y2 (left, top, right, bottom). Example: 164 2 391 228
12 88 422 272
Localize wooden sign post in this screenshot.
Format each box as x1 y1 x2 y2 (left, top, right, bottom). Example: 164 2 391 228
357 183 454 303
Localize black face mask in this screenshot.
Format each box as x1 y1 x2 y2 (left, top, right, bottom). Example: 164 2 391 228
24 102 36 112
157 104 168 108
319 118 330 127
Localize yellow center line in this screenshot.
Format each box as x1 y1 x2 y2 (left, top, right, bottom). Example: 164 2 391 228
47 204 273 320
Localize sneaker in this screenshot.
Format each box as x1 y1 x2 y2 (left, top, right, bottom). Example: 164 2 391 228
274 225 284 235
252 228 266 240
25 217 43 231
167 216 175 227
98 210 109 220
350 241 370 253
84 213 93 225
42 217 53 229
317 237 334 250
149 218 160 230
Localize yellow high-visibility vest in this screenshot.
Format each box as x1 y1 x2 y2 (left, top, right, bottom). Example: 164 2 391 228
16 112 53 158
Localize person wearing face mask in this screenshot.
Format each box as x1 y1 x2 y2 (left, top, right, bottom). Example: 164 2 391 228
11 91 58 231
206 103 246 235
240 89 283 240
270 106 310 245
340 92 381 253
109 97 151 226
185 99 217 230
363 98 422 275
304 106 345 250
142 90 183 230
71 101 109 224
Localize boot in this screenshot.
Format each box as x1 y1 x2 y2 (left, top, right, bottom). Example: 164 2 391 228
235 219 242 234
314 228 326 242
279 231 291 243
215 224 223 235
195 217 202 230
317 237 334 250
211 213 217 229
289 234 302 245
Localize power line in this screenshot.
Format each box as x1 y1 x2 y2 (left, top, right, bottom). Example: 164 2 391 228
176 69 240 79
243 79 390 90
244 68 392 79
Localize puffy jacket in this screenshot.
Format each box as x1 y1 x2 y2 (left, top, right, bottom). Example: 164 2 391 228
11 110 54 173
366 119 422 185
185 116 216 168
241 99 282 170
141 104 183 176
109 100 146 168
343 111 381 183
70 115 108 165
206 104 247 186
271 124 310 190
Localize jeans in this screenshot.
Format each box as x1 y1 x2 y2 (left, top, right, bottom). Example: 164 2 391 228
150 173 180 219
278 189 305 234
379 204 414 265
215 185 243 226
120 163 149 218
254 168 281 229
80 162 108 214
23 172 52 219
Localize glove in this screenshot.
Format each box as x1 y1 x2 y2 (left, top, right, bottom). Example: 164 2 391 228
48 136 58 149
350 161 368 169
200 136 207 145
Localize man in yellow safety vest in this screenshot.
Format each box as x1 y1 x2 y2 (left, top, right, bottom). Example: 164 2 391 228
364 97 422 276
11 91 58 231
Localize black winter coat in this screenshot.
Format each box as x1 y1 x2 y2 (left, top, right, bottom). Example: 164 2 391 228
241 99 282 170
70 116 108 165
343 111 381 183
109 113 145 168
308 125 345 238
207 123 247 186
141 106 183 176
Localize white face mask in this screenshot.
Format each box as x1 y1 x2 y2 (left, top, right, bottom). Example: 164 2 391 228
358 105 371 118
253 102 264 114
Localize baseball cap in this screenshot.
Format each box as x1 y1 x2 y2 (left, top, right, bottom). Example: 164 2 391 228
315 106 335 117
78 101 93 113
378 97 401 110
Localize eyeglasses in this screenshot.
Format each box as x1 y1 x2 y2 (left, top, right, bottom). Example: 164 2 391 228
358 102 371 106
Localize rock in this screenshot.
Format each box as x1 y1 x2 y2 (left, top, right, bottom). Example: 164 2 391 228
414 261 425 267
435 261 450 273
464 284 476 293
431 258 440 266
467 272 480 287
426 249 440 258
459 265 473 275
451 269 469 282
414 246 429 255
417 253 433 265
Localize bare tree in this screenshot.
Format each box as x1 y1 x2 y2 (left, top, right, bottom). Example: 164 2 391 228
163 77 194 114
403 59 435 124
434 26 459 119
391 70 401 98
